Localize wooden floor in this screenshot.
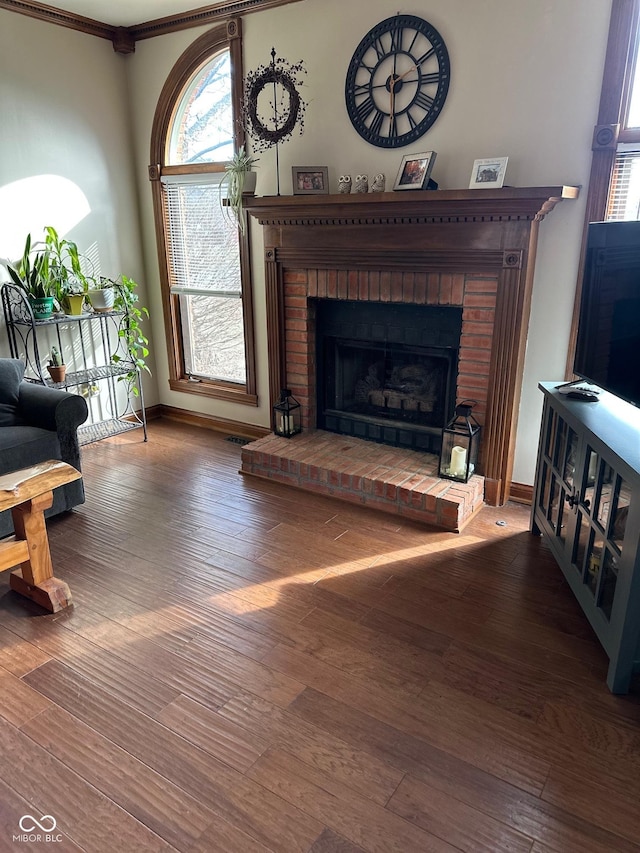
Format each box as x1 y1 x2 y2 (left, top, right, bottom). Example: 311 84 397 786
0 420 639 853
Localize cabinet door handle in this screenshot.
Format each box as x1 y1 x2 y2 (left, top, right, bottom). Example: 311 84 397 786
566 493 578 508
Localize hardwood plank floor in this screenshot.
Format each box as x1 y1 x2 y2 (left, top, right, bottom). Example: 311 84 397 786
0 419 639 852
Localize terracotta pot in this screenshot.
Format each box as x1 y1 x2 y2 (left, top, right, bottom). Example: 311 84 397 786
48 365 67 383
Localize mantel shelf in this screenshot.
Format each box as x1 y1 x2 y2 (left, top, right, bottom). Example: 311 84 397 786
244 185 580 225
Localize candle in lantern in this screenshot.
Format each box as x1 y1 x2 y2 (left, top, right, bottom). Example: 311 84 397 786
279 413 292 434
450 445 467 478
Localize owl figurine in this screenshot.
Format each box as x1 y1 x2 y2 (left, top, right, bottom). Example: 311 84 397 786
338 175 352 194
370 173 386 193
354 174 369 193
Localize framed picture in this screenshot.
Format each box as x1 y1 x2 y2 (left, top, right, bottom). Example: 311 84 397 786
469 157 509 189
292 166 329 195
393 151 437 191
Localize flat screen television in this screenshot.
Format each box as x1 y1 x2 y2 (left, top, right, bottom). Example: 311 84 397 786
573 220 640 407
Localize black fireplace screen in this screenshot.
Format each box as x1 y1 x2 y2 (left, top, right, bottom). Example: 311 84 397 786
316 300 461 452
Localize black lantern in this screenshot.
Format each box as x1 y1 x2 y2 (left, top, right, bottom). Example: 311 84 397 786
438 400 481 483
273 388 301 438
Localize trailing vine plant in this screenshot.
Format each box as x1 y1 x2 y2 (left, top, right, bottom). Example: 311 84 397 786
104 275 151 396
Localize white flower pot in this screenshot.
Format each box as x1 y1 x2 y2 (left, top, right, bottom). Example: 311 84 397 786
242 171 257 195
88 288 115 313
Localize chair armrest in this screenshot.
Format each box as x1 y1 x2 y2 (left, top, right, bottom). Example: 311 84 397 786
18 383 88 434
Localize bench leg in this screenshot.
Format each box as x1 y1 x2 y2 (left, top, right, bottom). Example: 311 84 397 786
8 491 72 613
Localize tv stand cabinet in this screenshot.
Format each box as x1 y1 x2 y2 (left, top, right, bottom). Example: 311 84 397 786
531 382 640 693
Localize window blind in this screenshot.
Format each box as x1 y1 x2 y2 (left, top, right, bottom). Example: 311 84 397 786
606 148 640 220
161 175 241 295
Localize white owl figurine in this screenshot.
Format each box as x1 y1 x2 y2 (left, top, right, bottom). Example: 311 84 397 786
370 173 386 193
338 175 352 194
354 174 369 193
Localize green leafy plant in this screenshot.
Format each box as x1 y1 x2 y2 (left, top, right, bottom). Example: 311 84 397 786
7 227 94 303
103 275 151 395
221 145 258 234
6 233 52 299
43 226 95 299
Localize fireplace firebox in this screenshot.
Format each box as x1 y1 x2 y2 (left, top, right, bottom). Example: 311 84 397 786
316 300 461 452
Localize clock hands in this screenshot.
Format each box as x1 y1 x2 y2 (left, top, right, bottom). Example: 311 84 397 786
388 64 418 121
397 63 418 81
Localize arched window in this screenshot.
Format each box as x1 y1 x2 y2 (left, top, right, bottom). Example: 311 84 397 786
149 20 256 405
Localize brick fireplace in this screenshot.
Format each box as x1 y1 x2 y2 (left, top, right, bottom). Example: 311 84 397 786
242 187 578 529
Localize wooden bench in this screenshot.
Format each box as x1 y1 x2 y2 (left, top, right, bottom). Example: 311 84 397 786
0 460 81 612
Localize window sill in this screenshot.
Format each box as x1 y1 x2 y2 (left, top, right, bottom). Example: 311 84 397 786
169 378 258 406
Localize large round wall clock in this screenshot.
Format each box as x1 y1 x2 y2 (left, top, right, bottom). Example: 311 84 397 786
345 14 450 149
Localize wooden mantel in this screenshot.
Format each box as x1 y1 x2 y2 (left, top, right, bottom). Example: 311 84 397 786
245 185 579 225
246 186 579 506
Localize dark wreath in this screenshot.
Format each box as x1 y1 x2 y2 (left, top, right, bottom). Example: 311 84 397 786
245 65 303 148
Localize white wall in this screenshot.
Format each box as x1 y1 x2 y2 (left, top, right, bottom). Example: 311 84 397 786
0 11 156 402
1 0 609 484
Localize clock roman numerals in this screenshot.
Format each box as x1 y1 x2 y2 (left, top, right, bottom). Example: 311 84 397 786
389 25 404 53
369 109 384 137
355 96 376 124
372 37 386 61
418 71 442 86
414 90 435 112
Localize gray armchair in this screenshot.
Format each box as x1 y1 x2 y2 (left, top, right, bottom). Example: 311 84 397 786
0 358 88 537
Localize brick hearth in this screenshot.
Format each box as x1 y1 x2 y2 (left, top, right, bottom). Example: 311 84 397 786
241 431 484 533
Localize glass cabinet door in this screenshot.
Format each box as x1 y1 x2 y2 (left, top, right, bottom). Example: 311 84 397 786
568 447 628 622
537 410 579 547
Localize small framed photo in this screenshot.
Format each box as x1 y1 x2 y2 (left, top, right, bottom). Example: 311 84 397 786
469 157 509 189
292 166 329 195
393 151 437 191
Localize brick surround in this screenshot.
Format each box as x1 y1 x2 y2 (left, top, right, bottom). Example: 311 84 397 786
243 187 579 515
282 268 498 433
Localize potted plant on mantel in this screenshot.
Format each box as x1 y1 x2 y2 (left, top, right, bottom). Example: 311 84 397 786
220 145 258 234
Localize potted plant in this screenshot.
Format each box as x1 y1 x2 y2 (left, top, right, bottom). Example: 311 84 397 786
47 346 66 383
61 279 87 315
220 145 258 234
6 234 55 319
87 276 116 313
42 226 93 314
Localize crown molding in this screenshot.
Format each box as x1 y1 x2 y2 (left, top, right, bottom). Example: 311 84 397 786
130 0 302 41
0 0 302 53
0 0 114 40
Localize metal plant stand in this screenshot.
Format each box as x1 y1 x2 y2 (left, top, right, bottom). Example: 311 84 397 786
2 283 147 445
